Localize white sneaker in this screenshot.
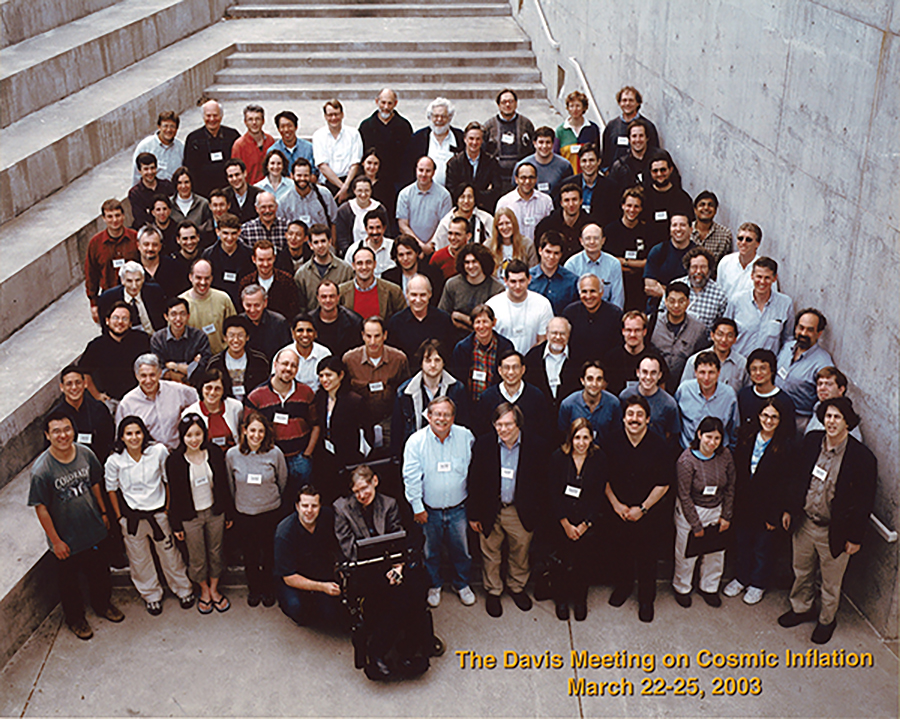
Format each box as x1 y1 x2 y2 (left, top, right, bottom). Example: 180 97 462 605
458 586 476 606
427 587 442 607
723 579 745 597
743 586 765 605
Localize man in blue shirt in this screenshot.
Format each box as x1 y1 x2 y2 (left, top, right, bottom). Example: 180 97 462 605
776 308 834 433
675 351 739 449
271 110 317 180
725 256 794 356
564 223 625 309
558 360 622 446
529 231 579 315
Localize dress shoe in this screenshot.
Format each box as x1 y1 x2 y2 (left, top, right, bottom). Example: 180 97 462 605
509 590 532 611
573 603 587 621
555 602 569 620
639 603 654 623
778 608 817 628
699 590 721 608
486 594 503 617
811 620 837 644
69 619 93 640
674 591 692 608
608 587 630 607
247 593 261 607
262 594 276 607
367 656 392 680
102 603 125 623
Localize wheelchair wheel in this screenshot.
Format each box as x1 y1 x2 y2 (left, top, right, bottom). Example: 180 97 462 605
431 635 445 657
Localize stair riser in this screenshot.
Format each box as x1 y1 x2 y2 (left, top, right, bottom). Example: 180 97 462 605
228 7 509 18
226 55 536 69
215 70 541 85
234 41 531 53
208 87 548 100
0 0 118 48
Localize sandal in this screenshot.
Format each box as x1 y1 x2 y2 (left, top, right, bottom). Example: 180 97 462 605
197 598 214 615
213 594 231 613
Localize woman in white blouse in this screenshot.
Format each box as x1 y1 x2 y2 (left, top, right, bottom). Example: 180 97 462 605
254 149 294 210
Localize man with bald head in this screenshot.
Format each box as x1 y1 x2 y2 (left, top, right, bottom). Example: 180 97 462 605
386 274 455 359
179 258 236 354
239 192 290 253
563 274 623 368
524 316 580 414
396 156 452 255
359 88 413 198
564 223 625 309
183 100 241 198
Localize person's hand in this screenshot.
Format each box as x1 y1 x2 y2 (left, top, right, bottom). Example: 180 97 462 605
52 539 71 560
765 522 776 531
451 312 473 330
225 519 233 530
624 506 643 522
693 528 705 538
90 305 100 324
414 511 428 525
101 513 110 530
644 278 664 298
469 520 482 534
782 512 791 532
420 241 435 256
844 541 860 556
718 519 730 532
562 518 580 541
321 581 341 597
174 531 184 542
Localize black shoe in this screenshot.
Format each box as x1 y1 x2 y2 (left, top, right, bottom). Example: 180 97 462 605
573 603 587 621
179 593 195 610
811 620 837 644
555 602 569 620
145 600 163 616
674 591 692 608
509 590 532 612
486 594 503 618
262 594 276 607
699 590 721 608
366 656 392 680
248 593 261 607
778 608 817 628
608 587 630 607
639 603 654 623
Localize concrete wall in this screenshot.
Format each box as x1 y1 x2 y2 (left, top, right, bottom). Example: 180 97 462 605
513 0 900 639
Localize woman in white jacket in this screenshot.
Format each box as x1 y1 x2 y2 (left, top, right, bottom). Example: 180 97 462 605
182 368 242 449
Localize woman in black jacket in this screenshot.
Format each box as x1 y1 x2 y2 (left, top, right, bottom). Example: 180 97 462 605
167 414 234 614
723 396 794 605
548 417 607 621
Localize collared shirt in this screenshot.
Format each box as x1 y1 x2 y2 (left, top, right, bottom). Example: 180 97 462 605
271 137 317 179
564 251 625 309
124 292 154 334
543 345 568 399
499 436 521 504
231 131 275 185
427 131 458 186
673 275 729 331
149 325 211 380
618 384 681 444
239 217 290 253
343 345 410 422
725 289 794 355
529 264 579 315
806 404 863 441
486 290 554 354
280 184 339 228
499 382 525 404
715 252 762 301
776 341 834 416
84 228 140 303
690 221 733 269
104 443 170 510
402 424 475 514
557 390 622 444
116 381 199 450
275 341 332 392
495 188 554 241
312 125 363 178
396 182 453 244
254 176 296 212
679 347 748 394
132 133 185 185
804 436 848 524
675 380 739 450
345 238 396 278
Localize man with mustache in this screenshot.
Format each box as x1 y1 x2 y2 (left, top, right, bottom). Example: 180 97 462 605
776 309 834 434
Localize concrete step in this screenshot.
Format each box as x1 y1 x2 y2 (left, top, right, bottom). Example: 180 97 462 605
0 0 229 128
224 49 537 69
0 27 232 225
207 83 549 101
0 0 118 48
227 3 509 18
232 0 507 4
213 66 542 85
233 39 532 53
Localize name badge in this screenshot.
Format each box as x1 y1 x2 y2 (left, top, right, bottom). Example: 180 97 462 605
437 461 451 472
202 323 217 335
223 272 237 282
212 436 227 446
565 484 582 498
501 132 515 145
132 324 143 331
570 144 581 154
812 465 828 482
299 215 311 225
247 473 262 485
777 366 788 379
210 151 223 162
636 238 645 251
77 433 93 444
232 385 245 397
537 182 550 193
112 258 125 268
273 412 289 425
471 369 487 382
703 485 718 496
636 172 643 184
625 250 638 260
524 216 536 226
368 381 384 392
324 439 335 454
625 380 638 389
500 467 515 480
617 135 629 146
193 474 209 487
654 210 667 222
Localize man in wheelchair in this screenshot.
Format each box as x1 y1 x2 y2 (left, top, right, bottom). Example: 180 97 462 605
334 464 442 680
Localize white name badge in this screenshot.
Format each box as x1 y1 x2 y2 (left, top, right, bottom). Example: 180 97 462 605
232 385 245 397
570 144 582 154
703 485 718 496
194 474 209 487
202 323 217 335
625 250 638 260
501 132 515 145
112 258 125 268
273 412 289 425
565 484 582 498
636 172 643 184
299 215 311 225
223 272 237 283
812 465 828 481
654 210 668 222
373 425 384 448
247 473 262 485
625 380 638 390
471 369 487 382
500 467 515 480
212 436 227 446
777 366 788 379
368 381 384 392
437 461 451 472
210 151 223 162
537 182 550 193
524 216 536 226
617 135 629 146
636 238 645 251
324 439 335 454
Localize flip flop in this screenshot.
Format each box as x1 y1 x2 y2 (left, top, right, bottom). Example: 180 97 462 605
197 598 214 615
213 594 231 613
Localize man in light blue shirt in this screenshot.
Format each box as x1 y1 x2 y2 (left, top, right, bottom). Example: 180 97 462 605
403 395 476 607
564 223 625 309
529 232 579 315
396 156 453 255
725 256 793 355
558 360 622 446
775 308 834 430
675 351 738 449
271 111 318 179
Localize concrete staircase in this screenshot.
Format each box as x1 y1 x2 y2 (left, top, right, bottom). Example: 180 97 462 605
226 0 511 19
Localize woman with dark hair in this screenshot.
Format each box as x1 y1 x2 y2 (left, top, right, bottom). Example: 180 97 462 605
672 416 735 608
433 183 494 249
105 416 194 615
254 148 293 208
182 368 242 449
723 397 794 605
226 411 287 607
335 175 384 252
166 414 234 613
314 355 372 504
169 166 213 231
547 417 606 621
361 148 396 231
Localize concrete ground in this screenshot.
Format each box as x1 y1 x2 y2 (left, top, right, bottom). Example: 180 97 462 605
1 581 896 718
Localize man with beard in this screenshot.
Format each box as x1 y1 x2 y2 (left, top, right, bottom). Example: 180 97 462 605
405 98 464 187
672 247 728 332
690 191 733 272
608 119 652 198
776 309 834 433
641 150 694 247
138 225 184 299
483 89 535 193
281 159 338 235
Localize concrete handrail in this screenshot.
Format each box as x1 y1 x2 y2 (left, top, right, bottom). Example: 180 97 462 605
530 0 559 50
566 54 605 131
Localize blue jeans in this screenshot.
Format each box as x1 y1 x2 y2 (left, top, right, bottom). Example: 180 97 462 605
276 582 342 627
282 453 313 514
422 503 471 591
734 523 776 589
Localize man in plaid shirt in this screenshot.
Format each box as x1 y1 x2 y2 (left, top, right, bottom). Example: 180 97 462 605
239 192 289 252
674 247 728 332
690 190 734 273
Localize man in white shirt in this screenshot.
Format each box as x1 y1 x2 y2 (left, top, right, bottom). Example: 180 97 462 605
276 313 331 392
495 163 554 242
716 222 777 300
344 208 396 278
486 260 554 354
312 99 363 203
131 111 184 185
